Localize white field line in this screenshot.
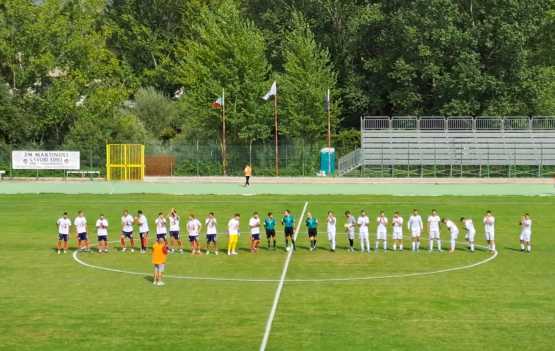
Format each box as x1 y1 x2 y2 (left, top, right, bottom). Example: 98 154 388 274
72 241 498 283
259 201 309 351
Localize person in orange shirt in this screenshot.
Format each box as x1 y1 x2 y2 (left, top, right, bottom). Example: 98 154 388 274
244 164 252 187
152 237 168 286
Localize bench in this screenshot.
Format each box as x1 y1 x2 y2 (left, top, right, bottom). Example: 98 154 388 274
65 170 100 179
0 170 5 180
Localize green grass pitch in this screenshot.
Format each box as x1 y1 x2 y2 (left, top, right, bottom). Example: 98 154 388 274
0 194 553 351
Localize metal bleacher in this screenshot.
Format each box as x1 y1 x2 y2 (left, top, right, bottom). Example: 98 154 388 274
337 116 555 176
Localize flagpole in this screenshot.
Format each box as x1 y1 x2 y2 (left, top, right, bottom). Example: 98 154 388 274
274 92 279 176
222 88 227 176
327 88 331 149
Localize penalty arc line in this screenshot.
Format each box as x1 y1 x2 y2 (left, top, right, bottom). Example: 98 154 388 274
259 200 309 351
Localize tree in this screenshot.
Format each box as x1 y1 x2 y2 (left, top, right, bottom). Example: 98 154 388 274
175 0 272 145
105 0 221 93
131 87 178 143
279 12 340 141
0 0 130 147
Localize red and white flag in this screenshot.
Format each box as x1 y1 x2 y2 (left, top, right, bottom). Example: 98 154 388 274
211 95 224 109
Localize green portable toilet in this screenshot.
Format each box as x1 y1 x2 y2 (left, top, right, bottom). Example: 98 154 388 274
319 147 335 176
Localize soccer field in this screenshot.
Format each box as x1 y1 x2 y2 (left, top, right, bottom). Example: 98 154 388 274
1 193 553 351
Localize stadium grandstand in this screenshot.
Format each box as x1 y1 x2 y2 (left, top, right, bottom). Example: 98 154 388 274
338 116 555 177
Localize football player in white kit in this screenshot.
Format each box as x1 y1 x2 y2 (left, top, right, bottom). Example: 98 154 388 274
392 211 404 251
96 214 109 253
205 212 218 255
375 211 388 251
327 211 337 252
357 210 370 253
442 218 459 253
408 209 423 252
427 209 442 252
249 212 261 253
187 214 202 255
74 210 89 251
519 213 532 253
483 210 496 253
120 209 135 252
168 208 183 253
155 212 168 243
56 212 71 254
136 210 149 253
344 211 356 252
460 217 476 252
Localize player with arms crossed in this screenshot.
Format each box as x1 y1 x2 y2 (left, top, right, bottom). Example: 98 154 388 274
408 209 423 252
74 210 89 251
136 210 149 253
344 211 356 252
327 211 337 252
264 212 277 250
168 208 183 253
282 210 296 252
120 210 135 252
375 211 388 251
428 209 442 252
249 212 261 253
357 210 370 253
227 213 240 256
442 218 459 253
96 214 109 253
56 212 71 254
392 212 404 251
519 213 532 253
305 212 318 251
460 217 476 252
187 214 202 255
205 212 218 255
483 210 496 253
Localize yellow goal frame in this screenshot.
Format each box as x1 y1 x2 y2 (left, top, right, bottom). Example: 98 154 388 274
106 144 145 181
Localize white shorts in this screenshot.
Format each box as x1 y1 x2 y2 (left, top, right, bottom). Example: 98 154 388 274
376 230 387 240
520 232 531 242
466 230 475 242
327 230 336 240
485 230 495 241
410 229 421 238
392 228 403 240
347 229 355 240
359 230 369 240
450 231 459 240
429 230 440 239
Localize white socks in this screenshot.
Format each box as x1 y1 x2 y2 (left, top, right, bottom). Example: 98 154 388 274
361 237 370 251
527 245 531 252
330 239 336 250
450 239 456 251
470 243 475 251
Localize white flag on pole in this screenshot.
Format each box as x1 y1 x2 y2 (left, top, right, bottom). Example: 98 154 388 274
262 81 277 101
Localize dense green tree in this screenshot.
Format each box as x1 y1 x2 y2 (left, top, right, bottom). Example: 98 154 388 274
279 12 340 141
175 0 272 145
